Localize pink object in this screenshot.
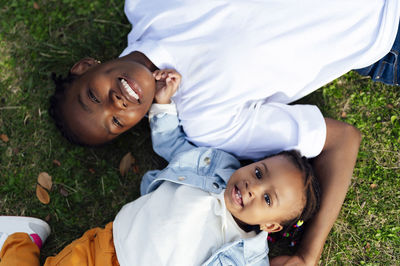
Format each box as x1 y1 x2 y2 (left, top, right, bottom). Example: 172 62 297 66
30 233 43 249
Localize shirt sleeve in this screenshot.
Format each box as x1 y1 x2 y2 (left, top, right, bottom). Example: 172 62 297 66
184 102 326 160
246 103 326 159
149 100 178 119
149 103 197 162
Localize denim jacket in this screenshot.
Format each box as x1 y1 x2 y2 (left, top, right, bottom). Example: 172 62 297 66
140 107 270 266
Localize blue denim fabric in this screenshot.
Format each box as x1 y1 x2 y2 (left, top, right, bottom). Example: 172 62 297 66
141 112 270 266
355 21 400 85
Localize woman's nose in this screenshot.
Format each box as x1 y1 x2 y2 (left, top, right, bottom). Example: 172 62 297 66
112 93 127 109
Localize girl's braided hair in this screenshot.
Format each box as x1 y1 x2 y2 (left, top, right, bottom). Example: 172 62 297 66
260 150 321 249
276 150 321 229
49 72 87 146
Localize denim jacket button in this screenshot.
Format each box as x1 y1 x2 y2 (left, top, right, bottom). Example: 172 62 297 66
212 182 220 189
204 157 211 165
178 176 186 181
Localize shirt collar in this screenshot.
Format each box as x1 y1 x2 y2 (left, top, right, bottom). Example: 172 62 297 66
243 231 269 263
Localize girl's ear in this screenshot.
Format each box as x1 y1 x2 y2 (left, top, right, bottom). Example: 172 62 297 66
70 58 100 75
260 223 283 233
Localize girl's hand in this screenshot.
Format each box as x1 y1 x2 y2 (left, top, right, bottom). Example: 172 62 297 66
153 69 181 104
270 255 307 266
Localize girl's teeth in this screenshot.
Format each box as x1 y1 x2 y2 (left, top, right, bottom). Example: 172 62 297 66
235 188 242 205
121 79 139 100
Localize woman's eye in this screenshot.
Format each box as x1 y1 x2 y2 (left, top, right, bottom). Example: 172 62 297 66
112 117 123 127
255 167 262 179
264 194 271 206
88 89 100 103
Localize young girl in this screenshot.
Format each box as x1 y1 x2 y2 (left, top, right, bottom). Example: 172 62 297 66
0 71 320 265
0 148 319 265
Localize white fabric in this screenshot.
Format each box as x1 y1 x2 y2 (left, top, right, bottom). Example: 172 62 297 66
0 232 8 252
121 0 400 159
148 101 177 120
113 182 253 266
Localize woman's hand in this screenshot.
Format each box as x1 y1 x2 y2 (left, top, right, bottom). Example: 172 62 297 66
153 69 181 104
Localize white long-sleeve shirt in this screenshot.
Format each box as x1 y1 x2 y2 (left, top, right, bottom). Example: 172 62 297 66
121 0 400 159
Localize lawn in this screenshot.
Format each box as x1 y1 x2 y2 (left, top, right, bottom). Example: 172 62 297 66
0 0 399 264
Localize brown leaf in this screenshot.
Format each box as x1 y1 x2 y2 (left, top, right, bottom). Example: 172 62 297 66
36 184 50 204
59 186 69 197
0 134 9 142
53 159 61 167
119 152 136 176
38 172 53 191
89 168 95 174
33 2 40 9
370 183 378 189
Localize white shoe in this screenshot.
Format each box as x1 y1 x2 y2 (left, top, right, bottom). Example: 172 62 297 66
0 216 51 251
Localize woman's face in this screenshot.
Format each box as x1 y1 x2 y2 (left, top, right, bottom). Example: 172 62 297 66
61 58 156 145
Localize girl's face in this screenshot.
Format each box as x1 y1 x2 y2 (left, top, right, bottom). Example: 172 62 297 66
61 58 156 145
224 155 305 232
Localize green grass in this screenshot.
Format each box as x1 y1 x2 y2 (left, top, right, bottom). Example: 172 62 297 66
0 0 399 264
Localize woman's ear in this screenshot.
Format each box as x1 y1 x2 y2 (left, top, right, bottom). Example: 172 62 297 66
70 58 100 75
260 223 283 233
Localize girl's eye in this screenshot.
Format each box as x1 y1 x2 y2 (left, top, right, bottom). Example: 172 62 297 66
88 89 100 103
112 117 123 127
255 167 262 179
264 194 271 206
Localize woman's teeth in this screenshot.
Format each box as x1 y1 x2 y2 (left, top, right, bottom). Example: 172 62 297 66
121 79 139 100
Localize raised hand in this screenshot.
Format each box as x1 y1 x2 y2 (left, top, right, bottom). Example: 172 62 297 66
153 69 182 104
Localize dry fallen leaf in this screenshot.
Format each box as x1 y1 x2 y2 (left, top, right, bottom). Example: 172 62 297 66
38 172 53 191
36 184 50 204
0 134 9 142
119 152 136 176
53 159 61 167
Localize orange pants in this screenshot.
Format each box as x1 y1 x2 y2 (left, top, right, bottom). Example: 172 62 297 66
0 222 119 266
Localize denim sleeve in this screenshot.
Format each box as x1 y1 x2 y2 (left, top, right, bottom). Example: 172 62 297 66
150 113 197 162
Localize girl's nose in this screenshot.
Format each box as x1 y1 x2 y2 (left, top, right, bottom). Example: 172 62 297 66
245 181 255 199
112 93 127 109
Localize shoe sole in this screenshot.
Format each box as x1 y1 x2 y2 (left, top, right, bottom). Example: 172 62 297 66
0 216 50 236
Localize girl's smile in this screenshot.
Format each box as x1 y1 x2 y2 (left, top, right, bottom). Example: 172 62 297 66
231 185 244 207
224 155 305 232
